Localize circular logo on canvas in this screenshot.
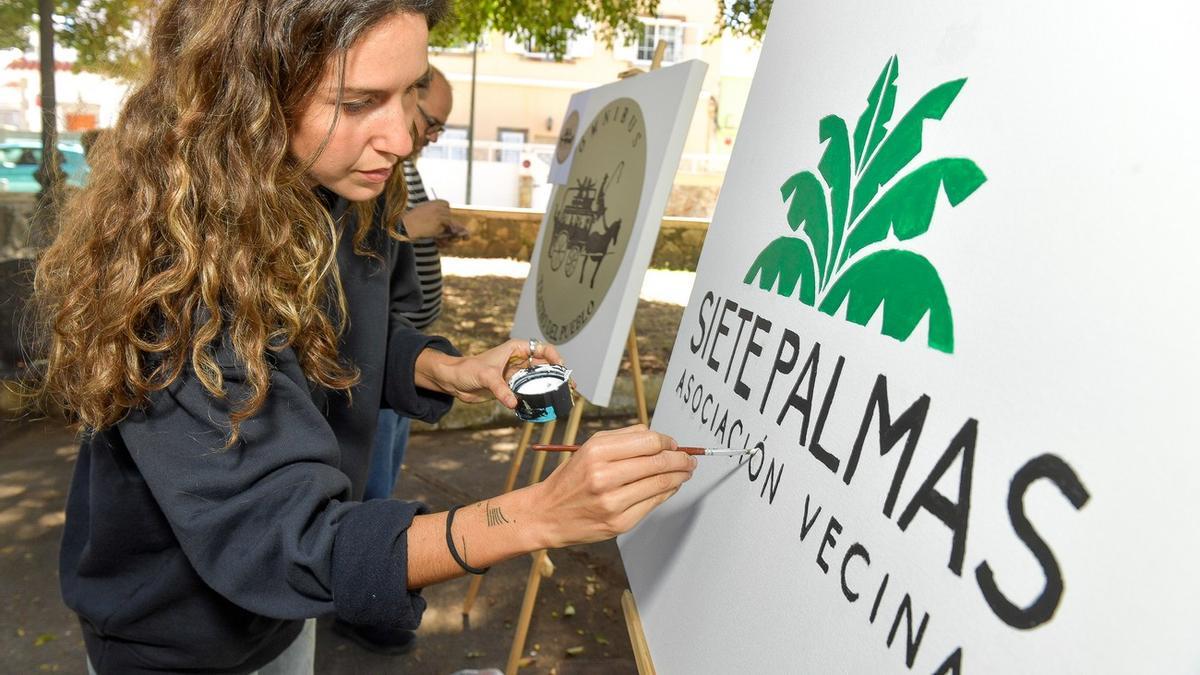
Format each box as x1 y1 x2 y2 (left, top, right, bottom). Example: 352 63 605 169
556 110 580 165
536 98 647 343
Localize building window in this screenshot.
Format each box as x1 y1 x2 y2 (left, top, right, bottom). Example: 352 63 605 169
505 19 595 61
497 128 528 164
637 19 683 63
431 35 489 54
424 126 469 161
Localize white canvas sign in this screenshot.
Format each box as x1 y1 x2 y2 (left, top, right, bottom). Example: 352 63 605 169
547 91 590 185
618 2 1200 673
512 61 706 406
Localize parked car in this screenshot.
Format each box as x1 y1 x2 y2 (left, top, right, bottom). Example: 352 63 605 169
0 139 90 193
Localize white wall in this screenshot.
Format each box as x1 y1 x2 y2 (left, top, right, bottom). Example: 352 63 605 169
415 158 521 208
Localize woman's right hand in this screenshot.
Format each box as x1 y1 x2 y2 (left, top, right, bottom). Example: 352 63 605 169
529 425 697 549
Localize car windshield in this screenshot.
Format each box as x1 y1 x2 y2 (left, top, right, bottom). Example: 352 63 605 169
0 147 40 165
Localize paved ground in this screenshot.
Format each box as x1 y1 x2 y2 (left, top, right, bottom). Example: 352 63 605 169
0 414 648 674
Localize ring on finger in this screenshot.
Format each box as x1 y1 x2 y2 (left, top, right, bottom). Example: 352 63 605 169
528 338 541 365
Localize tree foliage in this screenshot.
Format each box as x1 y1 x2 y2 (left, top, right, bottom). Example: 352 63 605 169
0 0 774 80
431 0 775 59
430 0 661 60
0 0 154 79
716 0 772 41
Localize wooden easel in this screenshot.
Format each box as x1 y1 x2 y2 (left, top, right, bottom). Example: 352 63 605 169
496 41 671 675
459 328 650 621
498 328 653 674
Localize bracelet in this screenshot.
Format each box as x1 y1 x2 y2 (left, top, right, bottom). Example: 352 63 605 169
445 504 490 575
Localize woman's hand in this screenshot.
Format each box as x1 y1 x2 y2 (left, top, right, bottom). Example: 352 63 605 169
528 425 697 549
402 199 454 239
416 338 563 407
404 425 693 588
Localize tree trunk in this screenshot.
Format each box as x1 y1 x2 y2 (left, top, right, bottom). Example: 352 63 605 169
34 0 65 248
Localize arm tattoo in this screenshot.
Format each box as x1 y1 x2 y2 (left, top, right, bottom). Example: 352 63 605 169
486 501 512 527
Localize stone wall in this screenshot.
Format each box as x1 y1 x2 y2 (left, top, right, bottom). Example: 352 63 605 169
666 184 721 219
447 206 710 271
0 194 38 262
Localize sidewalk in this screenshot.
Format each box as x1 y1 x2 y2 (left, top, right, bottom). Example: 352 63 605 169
0 415 644 674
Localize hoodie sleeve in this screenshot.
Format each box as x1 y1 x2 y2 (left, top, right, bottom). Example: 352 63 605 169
382 234 459 422
119 347 428 628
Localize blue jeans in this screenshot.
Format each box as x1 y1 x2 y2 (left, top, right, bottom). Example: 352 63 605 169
88 619 316 675
365 411 411 500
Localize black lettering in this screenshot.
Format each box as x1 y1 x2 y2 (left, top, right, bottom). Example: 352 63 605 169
808 354 846 474
815 516 843 573
761 329 801 414
898 419 977 576
886 594 930 669
759 458 784 504
776 342 821 441
706 299 738 375
674 369 687 400
714 411 729 443
747 439 765 481
975 454 1090 629
799 494 822 541
844 375 931 520
841 543 870 603
725 307 755 384
933 648 962 675
735 316 772 401
869 573 890 624
701 394 714 425
690 292 714 354
700 295 722 361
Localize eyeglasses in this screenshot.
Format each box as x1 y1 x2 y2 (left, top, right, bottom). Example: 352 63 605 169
417 104 446 137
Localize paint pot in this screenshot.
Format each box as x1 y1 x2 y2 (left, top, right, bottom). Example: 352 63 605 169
509 364 573 423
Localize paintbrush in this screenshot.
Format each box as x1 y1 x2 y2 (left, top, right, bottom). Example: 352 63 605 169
532 444 756 457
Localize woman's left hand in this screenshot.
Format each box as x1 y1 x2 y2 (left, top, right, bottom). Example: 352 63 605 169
419 339 563 407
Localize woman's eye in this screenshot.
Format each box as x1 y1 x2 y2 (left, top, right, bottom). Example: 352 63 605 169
342 99 373 114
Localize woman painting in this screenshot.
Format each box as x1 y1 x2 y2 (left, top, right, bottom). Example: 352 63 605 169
33 1 695 672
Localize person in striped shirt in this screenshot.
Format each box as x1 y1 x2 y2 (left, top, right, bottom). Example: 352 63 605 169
336 66 467 655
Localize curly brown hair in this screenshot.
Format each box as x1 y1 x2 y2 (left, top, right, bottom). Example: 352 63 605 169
33 0 449 444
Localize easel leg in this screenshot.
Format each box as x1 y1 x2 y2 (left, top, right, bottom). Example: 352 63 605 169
506 397 586 673
525 419 559 487
506 42 667 665
503 422 536 493
626 327 650 426
506 549 549 674
560 392 586 446
462 421 536 624
622 589 657 675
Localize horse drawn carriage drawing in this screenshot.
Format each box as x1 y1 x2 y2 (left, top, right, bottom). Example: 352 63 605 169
547 171 624 289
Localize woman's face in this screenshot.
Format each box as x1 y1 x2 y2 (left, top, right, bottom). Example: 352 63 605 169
291 12 430 202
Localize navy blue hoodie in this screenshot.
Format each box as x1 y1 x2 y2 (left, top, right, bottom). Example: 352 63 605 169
59 193 457 673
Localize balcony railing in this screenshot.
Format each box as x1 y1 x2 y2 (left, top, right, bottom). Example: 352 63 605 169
422 139 729 175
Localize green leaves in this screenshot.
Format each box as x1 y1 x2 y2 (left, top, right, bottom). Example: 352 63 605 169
853 56 898 170
742 55 985 353
817 115 850 286
851 78 967 221
743 236 818 306
817 250 954 353
780 171 829 282
839 158 986 268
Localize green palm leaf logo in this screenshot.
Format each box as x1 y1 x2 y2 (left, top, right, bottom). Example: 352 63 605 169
743 56 986 353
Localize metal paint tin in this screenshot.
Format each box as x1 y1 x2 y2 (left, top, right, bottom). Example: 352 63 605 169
508 364 573 423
